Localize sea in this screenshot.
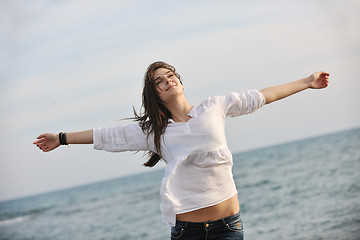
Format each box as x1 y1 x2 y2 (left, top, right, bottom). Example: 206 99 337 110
0 128 359 240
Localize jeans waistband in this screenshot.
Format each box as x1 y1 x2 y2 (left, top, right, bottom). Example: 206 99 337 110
175 212 240 230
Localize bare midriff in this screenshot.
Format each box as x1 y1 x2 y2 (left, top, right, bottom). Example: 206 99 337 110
176 194 239 222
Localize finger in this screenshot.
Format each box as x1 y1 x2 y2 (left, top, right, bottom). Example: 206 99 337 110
323 79 329 88
34 138 45 144
37 134 48 139
36 142 47 149
36 145 44 151
320 72 330 77
43 146 51 152
41 146 48 152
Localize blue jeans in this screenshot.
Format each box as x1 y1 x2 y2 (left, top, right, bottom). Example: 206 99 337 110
170 212 244 240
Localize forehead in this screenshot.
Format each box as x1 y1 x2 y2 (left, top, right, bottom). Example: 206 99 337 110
153 68 172 80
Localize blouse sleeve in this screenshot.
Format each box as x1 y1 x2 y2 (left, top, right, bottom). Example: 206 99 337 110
224 89 266 117
93 123 152 152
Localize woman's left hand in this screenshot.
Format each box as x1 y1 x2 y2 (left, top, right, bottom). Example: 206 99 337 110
308 72 330 89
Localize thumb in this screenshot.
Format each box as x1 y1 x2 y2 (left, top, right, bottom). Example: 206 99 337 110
37 134 46 139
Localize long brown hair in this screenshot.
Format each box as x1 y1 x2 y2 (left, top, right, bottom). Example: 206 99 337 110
133 61 181 167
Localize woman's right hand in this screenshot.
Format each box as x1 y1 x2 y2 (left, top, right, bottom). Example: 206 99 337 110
33 133 60 152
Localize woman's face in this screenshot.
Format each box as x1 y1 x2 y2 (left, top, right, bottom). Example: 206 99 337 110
153 68 183 102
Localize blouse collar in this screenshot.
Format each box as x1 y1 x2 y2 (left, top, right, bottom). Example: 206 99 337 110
168 105 197 123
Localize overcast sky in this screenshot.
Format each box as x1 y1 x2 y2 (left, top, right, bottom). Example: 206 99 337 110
1 0 359 201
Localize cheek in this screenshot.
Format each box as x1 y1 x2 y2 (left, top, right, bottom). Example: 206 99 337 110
155 86 165 98
157 82 168 92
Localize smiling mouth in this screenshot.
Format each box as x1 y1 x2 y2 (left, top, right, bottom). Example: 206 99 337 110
167 85 176 91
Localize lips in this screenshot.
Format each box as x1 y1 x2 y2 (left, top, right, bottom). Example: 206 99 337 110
167 85 176 91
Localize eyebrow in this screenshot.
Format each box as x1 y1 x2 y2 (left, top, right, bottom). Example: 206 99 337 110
154 70 172 82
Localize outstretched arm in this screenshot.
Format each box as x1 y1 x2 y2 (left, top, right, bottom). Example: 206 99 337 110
33 130 93 152
259 72 330 104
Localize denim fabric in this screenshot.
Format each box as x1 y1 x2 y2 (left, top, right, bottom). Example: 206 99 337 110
170 212 244 240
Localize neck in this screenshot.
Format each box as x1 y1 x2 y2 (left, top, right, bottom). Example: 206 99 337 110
163 95 192 123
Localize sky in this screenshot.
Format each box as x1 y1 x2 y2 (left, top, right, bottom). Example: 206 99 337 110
0 0 359 201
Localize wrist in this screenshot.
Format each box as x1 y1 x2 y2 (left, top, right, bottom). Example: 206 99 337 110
301 76 313 89
53 133 60 145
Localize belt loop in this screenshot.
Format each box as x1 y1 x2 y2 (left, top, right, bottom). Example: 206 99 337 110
221 218 228 227
184 222 188 230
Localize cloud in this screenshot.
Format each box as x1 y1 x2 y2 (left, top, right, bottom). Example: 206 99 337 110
0 0 133 37
2 0 359 139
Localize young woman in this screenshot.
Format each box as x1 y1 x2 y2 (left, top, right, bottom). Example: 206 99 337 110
33 61 330 239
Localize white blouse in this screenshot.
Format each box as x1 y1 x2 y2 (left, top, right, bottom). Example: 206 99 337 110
93 90 266 226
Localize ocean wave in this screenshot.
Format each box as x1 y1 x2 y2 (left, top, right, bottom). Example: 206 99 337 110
0 215 31 226
240 179 271 189
0 206 51 226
